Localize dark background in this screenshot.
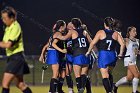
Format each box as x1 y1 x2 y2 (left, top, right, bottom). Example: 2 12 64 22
0 0 140 55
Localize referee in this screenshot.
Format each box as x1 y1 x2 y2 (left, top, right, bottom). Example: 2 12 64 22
0 7 32 93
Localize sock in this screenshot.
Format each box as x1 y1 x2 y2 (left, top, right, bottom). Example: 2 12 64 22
76 77 82 91
132 78 139 93
23 87 32 93
115 77 128 87
85 76 92 93
109 73 113 90
81 74 87 89
57 77 64 92
2 88 9 93
49 78 58 93
102 78 112 93
66 75 73 89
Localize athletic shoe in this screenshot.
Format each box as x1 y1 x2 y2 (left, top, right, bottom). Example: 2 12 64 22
78 88 84 93
58 90 65 93
132 91 140 93
113 84 118 93
69 90 74 93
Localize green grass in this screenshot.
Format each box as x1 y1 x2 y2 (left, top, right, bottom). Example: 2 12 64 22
0 56 140 93
0 86 140 93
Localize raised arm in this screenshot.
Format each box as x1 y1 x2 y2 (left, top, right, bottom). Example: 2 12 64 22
57 30 72 40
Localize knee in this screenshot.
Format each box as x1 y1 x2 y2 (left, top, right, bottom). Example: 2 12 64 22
2 82 9 88
52 71 59 78
101 73 109 78
134 74 139 78
126 75 134 80
16 82 27 90
2 80 10 88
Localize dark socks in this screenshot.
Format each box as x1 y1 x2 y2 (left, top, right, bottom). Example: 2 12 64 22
2 88 9 93
58 77 64 92
66 75 73 89
109 73 113 90
86 76 92 93
76 77 82 91
81 74 87 89
102 78 112 93
49 78 58 93
23 87 32 93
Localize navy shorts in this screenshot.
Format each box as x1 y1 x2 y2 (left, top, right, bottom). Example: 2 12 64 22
98 50 117 68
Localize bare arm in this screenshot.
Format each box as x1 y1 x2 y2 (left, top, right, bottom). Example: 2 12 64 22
0 41 12 48
86 31 101 54
117 32 125 56
57 30 72 40
39 39 50 62
52 32 67 53
83 31 92 43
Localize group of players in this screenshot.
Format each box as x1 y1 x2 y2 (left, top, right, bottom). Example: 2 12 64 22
39 16 140 93
0 6 139 93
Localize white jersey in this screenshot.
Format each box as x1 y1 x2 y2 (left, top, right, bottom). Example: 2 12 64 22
124 38 139 66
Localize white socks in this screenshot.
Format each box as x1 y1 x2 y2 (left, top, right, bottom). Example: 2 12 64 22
132 77 139 93
115 77 128 87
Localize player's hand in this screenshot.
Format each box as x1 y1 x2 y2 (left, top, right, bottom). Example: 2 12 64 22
118 54 123 59
85 51 90 57
82 24 87 30
39 54 45 63
62 49 67 53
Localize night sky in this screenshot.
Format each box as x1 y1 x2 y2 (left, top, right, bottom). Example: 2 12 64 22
0 0 140 55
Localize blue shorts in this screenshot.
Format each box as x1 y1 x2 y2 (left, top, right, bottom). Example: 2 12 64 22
46 50 59 65
98 50 117 68
73 54 90 65
66 54 73 64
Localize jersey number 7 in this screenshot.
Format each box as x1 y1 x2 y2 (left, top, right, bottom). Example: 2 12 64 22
106 40 112 50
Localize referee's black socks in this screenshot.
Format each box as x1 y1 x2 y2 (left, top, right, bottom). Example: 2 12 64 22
102 78 112 93
66 75 73 89
86 76 92 93
57 77 64 92
49 78 58 93
23 87 32 93
2 88 9 93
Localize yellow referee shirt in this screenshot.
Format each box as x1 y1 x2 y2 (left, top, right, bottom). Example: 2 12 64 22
3 21 24 56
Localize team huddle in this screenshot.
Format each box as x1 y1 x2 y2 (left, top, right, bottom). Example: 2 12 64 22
39 17 140 93
0 6 139 93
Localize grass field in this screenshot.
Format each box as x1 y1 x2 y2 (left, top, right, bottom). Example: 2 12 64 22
0 56 140 93
0 86 140 93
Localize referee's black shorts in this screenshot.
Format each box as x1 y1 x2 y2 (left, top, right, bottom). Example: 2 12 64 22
4 52 30 75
